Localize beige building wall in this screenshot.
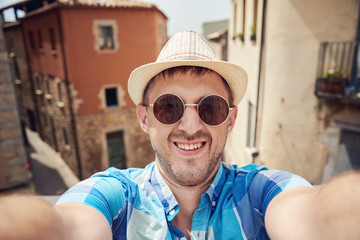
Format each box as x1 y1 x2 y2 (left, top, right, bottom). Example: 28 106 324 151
225 0 359 184
225 0 263 167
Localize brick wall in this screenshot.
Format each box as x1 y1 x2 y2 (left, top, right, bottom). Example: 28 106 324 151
76 108 154 178
3 26 37 132
32 73 80 177
0 21 31 189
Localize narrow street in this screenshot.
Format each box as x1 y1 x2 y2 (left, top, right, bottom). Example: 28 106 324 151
0 129 79 202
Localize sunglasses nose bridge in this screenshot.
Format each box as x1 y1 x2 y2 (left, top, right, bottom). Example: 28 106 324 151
182 104 200 118
182 103 202 122
183 103 198 108
182 103 200 119
178 103 203 134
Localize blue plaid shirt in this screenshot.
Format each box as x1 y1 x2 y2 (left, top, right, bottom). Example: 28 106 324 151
57 162 312 239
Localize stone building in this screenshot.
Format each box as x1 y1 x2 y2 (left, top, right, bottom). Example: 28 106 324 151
225 0 360 184
203 19 229 61
0 0 167 179
0 18 31 190
3 20 38 134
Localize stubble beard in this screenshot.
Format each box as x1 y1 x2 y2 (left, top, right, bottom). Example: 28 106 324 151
153 131 225 186
156 152 222 186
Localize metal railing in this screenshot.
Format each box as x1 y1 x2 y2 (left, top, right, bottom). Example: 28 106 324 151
315 41 360 104
317 41 358 78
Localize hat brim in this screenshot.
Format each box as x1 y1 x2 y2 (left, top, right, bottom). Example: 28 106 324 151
128 60 248 106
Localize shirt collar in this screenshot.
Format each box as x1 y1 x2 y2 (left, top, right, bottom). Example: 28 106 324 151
149 162 227 216
150 163 179 220
204 163 226 211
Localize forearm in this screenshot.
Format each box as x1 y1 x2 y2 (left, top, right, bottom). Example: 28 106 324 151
0 194 67 240
312 171 360 239
265 171 360 240
55 202 112 240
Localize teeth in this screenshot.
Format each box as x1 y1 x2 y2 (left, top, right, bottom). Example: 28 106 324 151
177 143 203 150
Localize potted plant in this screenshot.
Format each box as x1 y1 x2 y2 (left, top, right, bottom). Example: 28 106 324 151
319 70 349 95
233 32 244 42
250 26 256 41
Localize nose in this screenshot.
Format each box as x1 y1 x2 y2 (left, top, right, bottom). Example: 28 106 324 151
178 105 203 134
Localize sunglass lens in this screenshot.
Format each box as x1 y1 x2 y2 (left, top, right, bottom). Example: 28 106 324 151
153 94 184 124
198 96 229 125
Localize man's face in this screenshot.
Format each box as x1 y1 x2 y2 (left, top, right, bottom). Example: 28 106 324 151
137 70 237 186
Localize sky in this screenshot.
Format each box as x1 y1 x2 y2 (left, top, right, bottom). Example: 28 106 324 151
142 0 231 36
0 0 231 37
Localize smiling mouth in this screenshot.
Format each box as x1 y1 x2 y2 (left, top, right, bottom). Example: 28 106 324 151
175 142 205 151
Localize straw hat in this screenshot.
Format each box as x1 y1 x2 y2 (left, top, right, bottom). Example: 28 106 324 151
128 30 248 105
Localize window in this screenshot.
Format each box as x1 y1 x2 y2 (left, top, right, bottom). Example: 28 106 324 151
45 77 52 100
242 0 246 37
37 29 43 51
107 131 126 169
99 26 114 50
253 0 258 29
100 84 125 109
36 76 41 90
233 2 238 36
46 79 51 94
27 109 36 131
338 130 360 170
28 31 35 50
34 74 43 95
55 79 65 108
57 82 62 102
246 101 255 147
105 87 118 107
93 20 119 52
50 117 59 152
63 128 69 145
49 27 57 54
13 55 20 80
63 128 71 151
251 0 258 41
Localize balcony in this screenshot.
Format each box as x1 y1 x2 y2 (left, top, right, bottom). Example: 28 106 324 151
315 41 360 105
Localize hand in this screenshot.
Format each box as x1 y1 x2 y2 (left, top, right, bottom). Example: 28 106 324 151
0 194 67 240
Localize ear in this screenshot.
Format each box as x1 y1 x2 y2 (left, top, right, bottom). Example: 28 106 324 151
227 106 238 133
136 104 150 134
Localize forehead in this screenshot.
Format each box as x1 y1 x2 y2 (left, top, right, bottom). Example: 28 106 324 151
148 70 230 102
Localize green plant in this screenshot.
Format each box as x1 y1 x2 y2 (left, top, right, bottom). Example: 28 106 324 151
320 70 344 80
250 26 256 41
319 69 348 95
237 32 244 42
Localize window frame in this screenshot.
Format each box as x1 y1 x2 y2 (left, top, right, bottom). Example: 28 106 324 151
93 19 119 53
37 29 44 54
49 27 57 55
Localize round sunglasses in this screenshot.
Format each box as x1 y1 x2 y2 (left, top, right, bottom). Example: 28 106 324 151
148 94 232 126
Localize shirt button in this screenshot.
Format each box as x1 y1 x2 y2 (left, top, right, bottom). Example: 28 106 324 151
212 201 216 207
169 209 175 215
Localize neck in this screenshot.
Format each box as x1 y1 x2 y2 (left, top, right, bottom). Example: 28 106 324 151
166 177 214 240
156 161 220 239
156 161 220 205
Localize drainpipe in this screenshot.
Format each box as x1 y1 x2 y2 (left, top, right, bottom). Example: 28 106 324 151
253 0 267 163
56 7 83 179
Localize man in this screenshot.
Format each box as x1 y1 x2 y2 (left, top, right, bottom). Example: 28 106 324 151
1 30 360 240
